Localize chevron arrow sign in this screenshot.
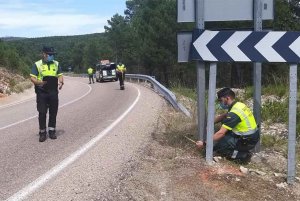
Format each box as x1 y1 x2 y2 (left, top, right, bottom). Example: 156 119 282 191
191 29 300 63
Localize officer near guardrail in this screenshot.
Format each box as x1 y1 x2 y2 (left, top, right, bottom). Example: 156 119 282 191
116 62 126 90
30 46 64 142
87 67 94 84
196 87 259 163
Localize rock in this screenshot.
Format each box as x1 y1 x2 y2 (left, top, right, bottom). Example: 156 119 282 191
249 169 266 176
240 166 249 174
274 173 285 177
251 154 262 163
213 156 222 163
276 182 288 189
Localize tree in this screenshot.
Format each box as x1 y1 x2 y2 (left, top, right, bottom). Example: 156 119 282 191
84 42 99 68
104 14 131 63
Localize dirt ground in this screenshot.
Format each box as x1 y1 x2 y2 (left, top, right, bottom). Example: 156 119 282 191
99 104 300 201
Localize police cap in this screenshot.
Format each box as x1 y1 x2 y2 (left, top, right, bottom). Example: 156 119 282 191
42 46 56 55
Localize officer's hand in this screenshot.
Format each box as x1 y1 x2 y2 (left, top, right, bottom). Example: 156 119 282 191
38 81 47 86
58 82 64 90
196 141 205 149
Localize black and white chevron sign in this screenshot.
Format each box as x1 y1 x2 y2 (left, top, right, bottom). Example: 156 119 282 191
191 29 300 63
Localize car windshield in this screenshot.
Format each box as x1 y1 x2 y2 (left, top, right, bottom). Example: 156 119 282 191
101 63 116 70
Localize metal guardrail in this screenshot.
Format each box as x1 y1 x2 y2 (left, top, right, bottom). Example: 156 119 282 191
126 74 191 117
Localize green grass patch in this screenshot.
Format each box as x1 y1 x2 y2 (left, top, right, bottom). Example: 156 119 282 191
171 86 197 101
242 84 288 101
261 100 288 123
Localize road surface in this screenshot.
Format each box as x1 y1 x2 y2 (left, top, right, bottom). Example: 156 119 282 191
0 76 165 201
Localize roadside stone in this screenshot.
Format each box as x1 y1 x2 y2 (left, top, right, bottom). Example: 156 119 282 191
213 156 222 163
274 173 285 177
240 166 249 174
249 169 266 176
276 182 288 189
251 153 262 163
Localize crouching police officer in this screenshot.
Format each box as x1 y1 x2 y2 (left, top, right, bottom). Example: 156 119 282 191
30 46 64 142
196 87 259 163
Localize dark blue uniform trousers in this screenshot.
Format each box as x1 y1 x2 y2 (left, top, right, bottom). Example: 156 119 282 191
36 91 59 130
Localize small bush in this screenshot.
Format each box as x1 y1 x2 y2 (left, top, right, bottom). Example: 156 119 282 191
171 85 197 101
262 84 287 97
262 100 288 123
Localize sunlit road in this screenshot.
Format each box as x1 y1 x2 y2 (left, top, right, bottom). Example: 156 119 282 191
0 76 164 200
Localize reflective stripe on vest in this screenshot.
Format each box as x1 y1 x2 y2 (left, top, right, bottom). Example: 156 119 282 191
230 102 257 136
35 60 59 81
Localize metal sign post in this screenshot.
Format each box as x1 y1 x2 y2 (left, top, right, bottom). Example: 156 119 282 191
287 64 298 184
206 63 217 164
253 0 263 152
195 0 207 142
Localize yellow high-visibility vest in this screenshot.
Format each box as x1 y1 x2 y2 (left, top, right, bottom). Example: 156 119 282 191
31 60 61 81
87 68 93 75
116 64 126 72
223 102 258 136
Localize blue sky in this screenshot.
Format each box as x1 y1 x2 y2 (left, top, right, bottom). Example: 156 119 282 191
0 0 127 38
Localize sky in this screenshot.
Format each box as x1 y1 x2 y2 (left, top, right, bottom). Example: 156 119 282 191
0 0 127 38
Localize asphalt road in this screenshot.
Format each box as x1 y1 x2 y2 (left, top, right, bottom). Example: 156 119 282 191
0 76 165 201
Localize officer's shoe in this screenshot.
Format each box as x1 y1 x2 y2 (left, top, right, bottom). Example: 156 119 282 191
39 131 47 142
120 85 125 90
49 130 57 140
235 152 252 164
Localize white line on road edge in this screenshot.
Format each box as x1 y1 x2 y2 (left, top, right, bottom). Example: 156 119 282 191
0 97 35 110
6 87 141 201
0 83 92 131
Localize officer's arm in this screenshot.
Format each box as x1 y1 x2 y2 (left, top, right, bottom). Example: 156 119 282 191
213 126 228 141
30 64 45 86
214 113 227 123
196 126 228 149
30 76 46 86
58 75 64 89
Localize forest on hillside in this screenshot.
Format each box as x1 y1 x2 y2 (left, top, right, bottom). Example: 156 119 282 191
0 0 300 88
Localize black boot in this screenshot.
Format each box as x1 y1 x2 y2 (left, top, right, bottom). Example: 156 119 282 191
235 151 252 164
49 130 57 139
39 131 47 142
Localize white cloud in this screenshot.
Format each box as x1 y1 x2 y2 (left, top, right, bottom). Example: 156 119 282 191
0 0 110 37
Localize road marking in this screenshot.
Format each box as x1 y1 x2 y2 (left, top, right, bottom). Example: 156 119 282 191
0 97 35 110
6 87 140 201
0 82 92 131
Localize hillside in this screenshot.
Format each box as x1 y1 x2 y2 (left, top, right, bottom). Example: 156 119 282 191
0 37 27 41
0 67 32 98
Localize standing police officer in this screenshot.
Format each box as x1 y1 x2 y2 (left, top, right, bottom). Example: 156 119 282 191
196 88 259 162
116 62 126 90
30 46 64 142
87 67 94 84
